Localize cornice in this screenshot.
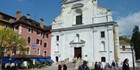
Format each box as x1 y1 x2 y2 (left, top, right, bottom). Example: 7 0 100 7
52 21 117 32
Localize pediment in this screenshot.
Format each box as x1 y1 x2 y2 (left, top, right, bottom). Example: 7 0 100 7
70 39 85 44
72 3 84 9
61 0 82 4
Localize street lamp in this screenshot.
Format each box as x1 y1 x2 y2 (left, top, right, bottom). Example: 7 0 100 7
130 43 135 70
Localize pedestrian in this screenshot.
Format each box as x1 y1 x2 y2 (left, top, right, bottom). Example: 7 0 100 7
122 58 129 70
78 60 90 70
94 62 100 70
111 60 116 70
111 60 115 67
58 63 62 70
62 62 67 70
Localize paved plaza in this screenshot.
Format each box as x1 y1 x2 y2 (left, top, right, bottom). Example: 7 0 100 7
29 66 77 70
2 63 138 70
30 65 140 70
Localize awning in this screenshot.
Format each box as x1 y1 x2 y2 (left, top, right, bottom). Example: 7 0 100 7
2 58 12 63
2 58 22 63
12 59 22 63
30 58 38 62
38 58 46 62
45 58 53 62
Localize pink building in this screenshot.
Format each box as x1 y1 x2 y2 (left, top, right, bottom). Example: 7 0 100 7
0 11 51 57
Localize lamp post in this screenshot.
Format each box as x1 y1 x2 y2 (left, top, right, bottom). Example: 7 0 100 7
130 43 135 70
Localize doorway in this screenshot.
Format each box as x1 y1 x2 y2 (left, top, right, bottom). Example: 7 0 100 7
56 56 59 62
74 47 82 58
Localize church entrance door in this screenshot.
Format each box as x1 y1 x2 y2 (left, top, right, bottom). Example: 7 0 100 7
74 47 82 58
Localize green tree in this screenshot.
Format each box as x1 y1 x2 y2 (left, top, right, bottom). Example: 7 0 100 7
0 28 27 57
131 25 140 59
119 36 131 43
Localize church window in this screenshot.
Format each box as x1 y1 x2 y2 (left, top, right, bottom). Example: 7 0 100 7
122 46 125 51
101 31 105 38
75 9 82 25
76 15 82 25
56 36 59 41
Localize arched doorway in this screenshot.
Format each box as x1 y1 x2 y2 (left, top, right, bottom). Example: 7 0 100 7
56 56 59 62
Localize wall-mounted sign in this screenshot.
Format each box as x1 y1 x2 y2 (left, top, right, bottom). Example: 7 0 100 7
32 43 36 49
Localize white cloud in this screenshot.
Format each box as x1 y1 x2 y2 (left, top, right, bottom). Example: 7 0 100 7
116 11 140 36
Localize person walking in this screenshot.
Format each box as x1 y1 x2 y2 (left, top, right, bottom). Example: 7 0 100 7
122 58 129 70
62 62 67 70
58 63 62 70
78 60 90 70
94 62 100 70
111 60 116 70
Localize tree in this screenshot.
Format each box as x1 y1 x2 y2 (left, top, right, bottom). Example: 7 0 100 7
119 36 131 43
0 28 27 57
131 25 140 59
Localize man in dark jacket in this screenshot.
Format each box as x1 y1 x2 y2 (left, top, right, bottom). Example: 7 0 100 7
58 63 62 70
78 60 90 70
63 63 67 70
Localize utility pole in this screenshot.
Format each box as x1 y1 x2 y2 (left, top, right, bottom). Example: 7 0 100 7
131 44 135 70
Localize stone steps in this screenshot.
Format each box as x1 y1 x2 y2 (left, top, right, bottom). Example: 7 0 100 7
66 62 75 68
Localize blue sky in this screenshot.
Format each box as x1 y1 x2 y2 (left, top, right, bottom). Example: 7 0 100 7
0 0 140 36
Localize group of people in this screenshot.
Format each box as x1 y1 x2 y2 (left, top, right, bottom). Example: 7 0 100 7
93 58 130 70
78 60 90 70
58 62 67 70
94 62 106 70
58 58 130 70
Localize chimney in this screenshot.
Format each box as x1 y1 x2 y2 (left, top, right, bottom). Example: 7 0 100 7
0 14 3 19
40 19 44 28
16 11 21 20
26 14 30 19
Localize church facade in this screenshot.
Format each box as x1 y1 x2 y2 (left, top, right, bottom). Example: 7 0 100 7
51 0 120 65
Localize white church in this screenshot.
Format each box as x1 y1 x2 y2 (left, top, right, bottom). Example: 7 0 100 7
51 0 121 66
